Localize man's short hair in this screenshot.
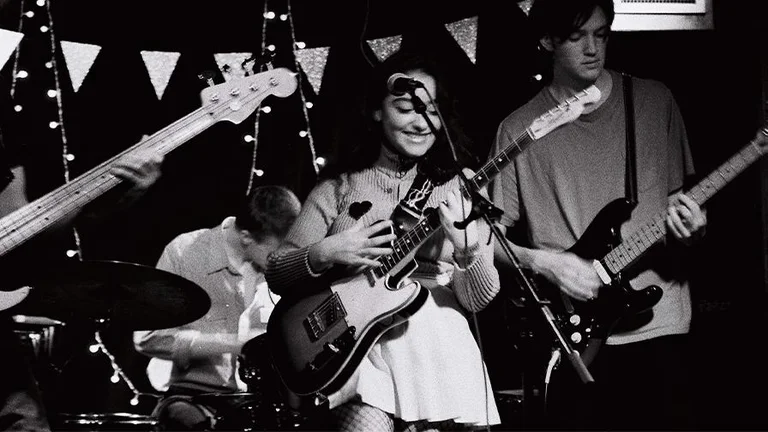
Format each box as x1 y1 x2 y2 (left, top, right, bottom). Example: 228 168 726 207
529 0 615 41
234 185 301 242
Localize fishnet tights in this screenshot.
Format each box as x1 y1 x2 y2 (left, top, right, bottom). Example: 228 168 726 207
331 401 483 432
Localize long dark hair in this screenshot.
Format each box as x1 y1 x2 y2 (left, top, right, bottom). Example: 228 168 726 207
323 50 476 184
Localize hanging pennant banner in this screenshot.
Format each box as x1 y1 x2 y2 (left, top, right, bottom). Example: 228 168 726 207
0 29 23 70
366 35 402 62
214 52 253 81
140 50 180 100
61 40 101 92
445 16 478 64
518 0 534 16
295 46 329 94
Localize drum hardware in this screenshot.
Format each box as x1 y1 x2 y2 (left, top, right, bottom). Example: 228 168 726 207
5 260 211 426
53 412 159 431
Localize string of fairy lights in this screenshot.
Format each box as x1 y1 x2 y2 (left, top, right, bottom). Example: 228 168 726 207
10 0 152 408
10 0 83 260
243 0 322 196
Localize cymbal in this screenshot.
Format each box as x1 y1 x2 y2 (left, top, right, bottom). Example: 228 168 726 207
10 260 211 330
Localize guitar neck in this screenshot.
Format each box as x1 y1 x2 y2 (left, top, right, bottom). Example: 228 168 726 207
464 129 535 193
0 107 216 257
602 138 765 275
373 129 536 276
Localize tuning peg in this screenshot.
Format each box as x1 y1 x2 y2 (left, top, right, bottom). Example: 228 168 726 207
197 70 216 87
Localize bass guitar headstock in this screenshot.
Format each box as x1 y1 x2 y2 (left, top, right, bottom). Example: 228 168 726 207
199 67 298 124
528 85 601 140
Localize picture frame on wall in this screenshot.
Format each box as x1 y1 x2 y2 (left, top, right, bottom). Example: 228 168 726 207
614 0 706 15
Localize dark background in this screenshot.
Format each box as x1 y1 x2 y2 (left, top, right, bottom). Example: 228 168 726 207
1 0 767 429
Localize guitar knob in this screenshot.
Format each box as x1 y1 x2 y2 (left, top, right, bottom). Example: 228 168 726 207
569 314 581 326
570 332 582 344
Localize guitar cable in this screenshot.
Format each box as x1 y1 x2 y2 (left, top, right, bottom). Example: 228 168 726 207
543 347 562 410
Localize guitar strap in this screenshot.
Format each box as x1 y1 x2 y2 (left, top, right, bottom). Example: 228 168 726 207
622 73 638 206
390 169 435 233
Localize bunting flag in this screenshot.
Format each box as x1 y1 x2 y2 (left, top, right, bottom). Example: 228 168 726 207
445 16 478 64
0 29 23 70
60 40 101 92
295 46 329 94
366 35 402 62
214 52 253 82
140 50 180 99
518 0 534 16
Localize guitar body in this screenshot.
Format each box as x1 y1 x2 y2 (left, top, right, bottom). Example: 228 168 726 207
267 265 429 403
550 198 663 365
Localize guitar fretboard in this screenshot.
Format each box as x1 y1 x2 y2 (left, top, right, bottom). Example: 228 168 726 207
0 110 215 257
602 137 765 275
0 76 288 258
372 129 535 277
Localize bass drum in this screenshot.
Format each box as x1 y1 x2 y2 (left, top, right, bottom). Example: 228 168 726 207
237 334 330 431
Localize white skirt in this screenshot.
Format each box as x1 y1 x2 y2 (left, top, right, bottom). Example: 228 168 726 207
328 280 500 426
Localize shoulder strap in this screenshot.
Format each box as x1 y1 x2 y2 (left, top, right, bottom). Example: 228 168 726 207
390 170 435 233
622 73 638 206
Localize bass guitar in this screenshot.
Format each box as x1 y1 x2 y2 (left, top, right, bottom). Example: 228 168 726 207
267 86 602 405
0 67 297 311
553 126 768 366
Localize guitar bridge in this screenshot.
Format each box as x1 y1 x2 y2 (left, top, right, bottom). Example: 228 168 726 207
304 292 347 342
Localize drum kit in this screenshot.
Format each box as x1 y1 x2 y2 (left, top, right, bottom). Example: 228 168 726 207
5 260 315 431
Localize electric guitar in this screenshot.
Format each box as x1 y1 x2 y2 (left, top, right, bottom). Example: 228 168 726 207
267 85 602 405
0 67 298 311
553 126 768 366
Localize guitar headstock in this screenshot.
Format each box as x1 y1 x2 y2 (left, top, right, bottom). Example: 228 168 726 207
199 67 298 124
528 85 601 140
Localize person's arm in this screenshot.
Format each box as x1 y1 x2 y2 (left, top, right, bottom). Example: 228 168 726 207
438 172 500 312
265 179 395 296
133 240 242 368
79 149 163 221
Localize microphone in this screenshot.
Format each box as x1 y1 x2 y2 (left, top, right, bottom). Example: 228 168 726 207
387 73 423 96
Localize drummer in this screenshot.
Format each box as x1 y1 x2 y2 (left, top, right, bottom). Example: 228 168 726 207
133 185 301 431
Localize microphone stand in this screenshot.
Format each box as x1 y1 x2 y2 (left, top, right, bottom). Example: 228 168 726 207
406 88 594 416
